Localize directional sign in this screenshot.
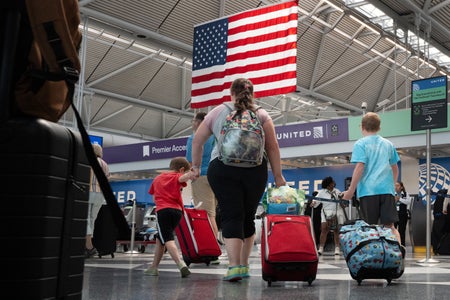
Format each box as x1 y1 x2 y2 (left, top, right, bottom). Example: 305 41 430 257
411 75 448 131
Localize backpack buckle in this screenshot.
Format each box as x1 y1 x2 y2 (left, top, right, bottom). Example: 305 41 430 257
63 66 79 84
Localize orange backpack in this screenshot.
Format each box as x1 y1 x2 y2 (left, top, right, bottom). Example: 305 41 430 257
14 0 81 122
5 0 130 239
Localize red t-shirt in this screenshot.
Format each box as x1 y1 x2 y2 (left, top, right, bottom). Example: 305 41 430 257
149 172 186 212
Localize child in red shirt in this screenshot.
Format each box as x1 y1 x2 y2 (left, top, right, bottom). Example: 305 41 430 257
144 157 196 277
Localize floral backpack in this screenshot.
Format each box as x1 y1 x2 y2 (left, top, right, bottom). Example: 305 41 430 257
218 103 265 168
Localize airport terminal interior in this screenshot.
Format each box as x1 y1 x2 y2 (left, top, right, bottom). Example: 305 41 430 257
82 243 450 300
77 0 450 299
4 0 450 299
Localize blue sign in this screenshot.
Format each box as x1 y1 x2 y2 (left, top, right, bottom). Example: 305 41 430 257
109 165 357 208
89 135 103 147
268 164 355 195
110 179 153 205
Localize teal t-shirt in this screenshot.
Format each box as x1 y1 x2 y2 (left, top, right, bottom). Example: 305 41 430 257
186 134 215 176
350 134 400 197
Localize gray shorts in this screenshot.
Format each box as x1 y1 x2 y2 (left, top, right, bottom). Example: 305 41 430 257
359 194 399 225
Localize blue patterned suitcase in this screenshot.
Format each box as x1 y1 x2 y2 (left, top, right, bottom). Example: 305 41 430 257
339 220 404 285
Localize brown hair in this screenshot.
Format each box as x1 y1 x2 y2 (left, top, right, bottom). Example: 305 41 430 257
169 157 191 172
230 78 255 112
361 112 380 132
194 112 207 121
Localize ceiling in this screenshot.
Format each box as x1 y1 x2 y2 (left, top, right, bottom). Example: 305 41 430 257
68 0 450 179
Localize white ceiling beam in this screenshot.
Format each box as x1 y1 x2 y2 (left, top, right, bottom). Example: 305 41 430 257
86 52 159 87
87 88 194 118
313 48 394 91
427 0 450 14
79 7 193 55
91 105 133 126
296 86 364 114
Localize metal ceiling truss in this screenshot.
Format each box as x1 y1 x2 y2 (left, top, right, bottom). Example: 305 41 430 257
74 0 449 141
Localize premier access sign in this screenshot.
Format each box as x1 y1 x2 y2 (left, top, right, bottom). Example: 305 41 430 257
411 75 448 131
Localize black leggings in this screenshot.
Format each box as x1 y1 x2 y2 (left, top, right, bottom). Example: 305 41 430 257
207 158 268 239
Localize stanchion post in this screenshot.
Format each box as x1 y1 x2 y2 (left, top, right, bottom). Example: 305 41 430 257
418 129 439 264
125 199 140 254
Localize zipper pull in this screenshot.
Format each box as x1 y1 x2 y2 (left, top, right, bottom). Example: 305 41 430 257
71 177 85 192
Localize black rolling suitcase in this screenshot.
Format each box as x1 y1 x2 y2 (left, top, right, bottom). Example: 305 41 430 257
0 117 91 299
93 205 118 258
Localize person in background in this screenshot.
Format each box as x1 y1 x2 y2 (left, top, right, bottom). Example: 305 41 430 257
342 112 402 252
85 144 110 258
443 196 449 215
443 195 450 233
394 181 410 247
186 112 222 261
312 176 344 255
190 78 286 282
305 191 322 247
144 157 196 277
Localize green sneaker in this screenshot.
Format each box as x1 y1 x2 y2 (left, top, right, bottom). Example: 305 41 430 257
143 267 159 276
178 262 191 278
223 266 242 282
240 265 250 278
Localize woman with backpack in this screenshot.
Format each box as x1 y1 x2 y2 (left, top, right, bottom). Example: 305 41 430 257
190 78 286 282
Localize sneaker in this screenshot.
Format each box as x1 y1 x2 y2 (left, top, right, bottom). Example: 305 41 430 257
334 247 340 255
240 265 250 278
178 262 191 278
144 267 159 276
223 266 242 282
85 247 97 258
318 246 324 256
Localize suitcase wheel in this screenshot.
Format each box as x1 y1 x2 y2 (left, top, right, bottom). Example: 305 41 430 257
387 278 392 285
357 279 362 286
268 280 272 287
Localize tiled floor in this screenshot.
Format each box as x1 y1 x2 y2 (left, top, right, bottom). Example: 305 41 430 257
82 243 450 300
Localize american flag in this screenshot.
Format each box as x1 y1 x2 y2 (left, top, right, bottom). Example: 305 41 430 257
191 1 298 108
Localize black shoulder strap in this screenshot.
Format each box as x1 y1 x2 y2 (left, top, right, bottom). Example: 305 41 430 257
72 104 130 239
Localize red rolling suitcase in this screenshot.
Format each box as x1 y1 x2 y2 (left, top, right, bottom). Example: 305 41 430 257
175 208 222 266
261 214 318 286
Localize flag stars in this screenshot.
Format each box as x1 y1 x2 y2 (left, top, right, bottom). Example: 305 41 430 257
192 18 229 70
